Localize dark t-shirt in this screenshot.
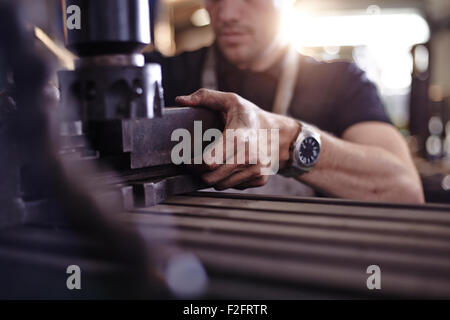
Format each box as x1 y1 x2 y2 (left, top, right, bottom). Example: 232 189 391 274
146 45 391 137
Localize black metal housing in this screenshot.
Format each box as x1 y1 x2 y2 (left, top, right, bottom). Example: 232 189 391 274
64 0 151 56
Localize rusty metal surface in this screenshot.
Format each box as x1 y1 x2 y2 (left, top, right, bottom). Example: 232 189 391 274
81 107 223 169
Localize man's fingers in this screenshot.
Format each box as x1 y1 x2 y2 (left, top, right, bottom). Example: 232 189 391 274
214 166 260 190
234 176 268 190
203 128 243 169
203 131 226 168
201 163 247 186
176 88 234 112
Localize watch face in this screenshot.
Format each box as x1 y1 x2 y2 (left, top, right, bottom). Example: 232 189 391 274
298 137 321 167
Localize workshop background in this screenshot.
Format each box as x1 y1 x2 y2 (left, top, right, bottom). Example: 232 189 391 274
2 0 450 301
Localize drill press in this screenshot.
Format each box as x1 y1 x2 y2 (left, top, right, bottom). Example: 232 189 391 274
58 0 223 208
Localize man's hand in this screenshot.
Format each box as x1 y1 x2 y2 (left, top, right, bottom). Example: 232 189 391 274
176 88 299 190
176 88 424 204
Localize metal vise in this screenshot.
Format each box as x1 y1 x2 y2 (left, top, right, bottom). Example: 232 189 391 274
57 0 223 208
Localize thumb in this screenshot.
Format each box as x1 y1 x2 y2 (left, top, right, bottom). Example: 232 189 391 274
176 88 232 112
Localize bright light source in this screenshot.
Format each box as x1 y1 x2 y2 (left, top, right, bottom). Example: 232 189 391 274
279 8 431 128
324 46 340 55
281 10 430 48
441 175 450 191
414 44 430 73
426 135 442 156
429 116 444 136
366 5 381 15
191 8 211 27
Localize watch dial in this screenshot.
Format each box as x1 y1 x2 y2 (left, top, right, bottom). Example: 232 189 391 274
298 137 320 167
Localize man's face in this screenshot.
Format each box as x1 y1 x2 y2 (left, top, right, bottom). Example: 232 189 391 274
205 0 282 67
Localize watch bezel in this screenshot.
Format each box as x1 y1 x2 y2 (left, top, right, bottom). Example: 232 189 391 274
290 123 321 173
279 122 321 178
297 136 321 168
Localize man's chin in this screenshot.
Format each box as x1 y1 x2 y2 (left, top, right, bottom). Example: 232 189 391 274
218 44 252 68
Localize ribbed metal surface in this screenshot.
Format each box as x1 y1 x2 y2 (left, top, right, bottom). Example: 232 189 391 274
2 192 450 299
124 191 450 299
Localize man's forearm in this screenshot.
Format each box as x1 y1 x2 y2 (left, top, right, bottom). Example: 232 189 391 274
296 130 425 203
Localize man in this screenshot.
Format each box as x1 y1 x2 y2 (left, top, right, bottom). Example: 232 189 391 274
148 0 424 203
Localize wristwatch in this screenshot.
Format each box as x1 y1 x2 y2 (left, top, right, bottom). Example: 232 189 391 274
280 121 322 177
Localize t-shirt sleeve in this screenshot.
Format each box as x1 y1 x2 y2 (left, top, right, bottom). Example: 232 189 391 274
332 62 392 137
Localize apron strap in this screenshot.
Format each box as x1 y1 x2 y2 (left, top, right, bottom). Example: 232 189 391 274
201 45 300 115
272 45 301 115
201 47 218 90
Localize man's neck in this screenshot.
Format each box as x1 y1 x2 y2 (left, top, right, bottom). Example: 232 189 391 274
238 35 289 72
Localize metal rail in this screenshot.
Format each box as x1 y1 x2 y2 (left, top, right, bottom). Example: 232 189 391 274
122 191 450 298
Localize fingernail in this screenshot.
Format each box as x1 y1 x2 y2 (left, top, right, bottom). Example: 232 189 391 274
176 95 190 101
